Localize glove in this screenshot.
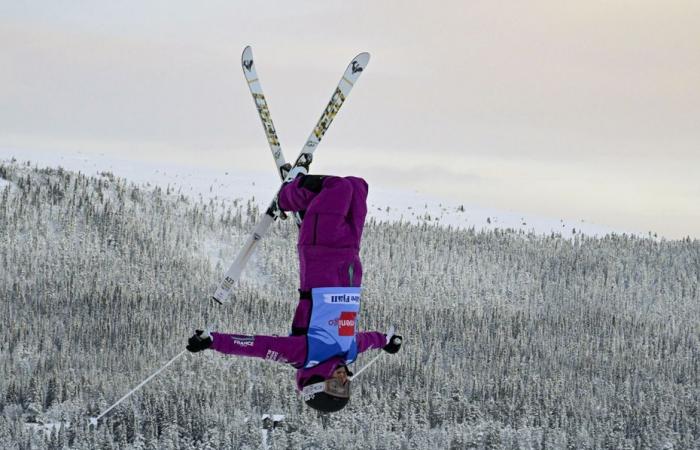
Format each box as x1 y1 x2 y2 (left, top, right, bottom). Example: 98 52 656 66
383 334 403 354
186 330 212 353
268 196 288 221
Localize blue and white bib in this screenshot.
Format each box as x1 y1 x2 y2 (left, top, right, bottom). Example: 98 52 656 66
304 287 361 368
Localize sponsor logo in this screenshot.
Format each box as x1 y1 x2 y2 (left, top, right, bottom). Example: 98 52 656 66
351 61 363 74
339 311 357 336
313 88 345 140
323 293 360 304
243 59 253 71
252 93 280 146
328 312 357 336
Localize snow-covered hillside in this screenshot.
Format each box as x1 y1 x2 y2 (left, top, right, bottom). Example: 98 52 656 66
1 160 697 449
0 148 627 237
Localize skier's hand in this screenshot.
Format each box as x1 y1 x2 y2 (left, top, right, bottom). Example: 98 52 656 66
186 330 213 353
268 197 288 221
383 334 402 354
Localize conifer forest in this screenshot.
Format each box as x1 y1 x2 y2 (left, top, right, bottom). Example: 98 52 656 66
1 161 698 449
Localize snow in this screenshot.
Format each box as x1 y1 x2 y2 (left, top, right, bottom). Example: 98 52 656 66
366 184 623 237
0 148 631 237
24 420 70 436
0 148 280 205
262 414 285 422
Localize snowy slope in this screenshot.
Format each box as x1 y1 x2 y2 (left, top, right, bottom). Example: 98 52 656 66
0 148 628 237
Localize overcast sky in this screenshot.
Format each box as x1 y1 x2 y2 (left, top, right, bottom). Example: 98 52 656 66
1 1 698 238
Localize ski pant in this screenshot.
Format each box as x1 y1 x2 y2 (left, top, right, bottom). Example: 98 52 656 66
277 175 368 335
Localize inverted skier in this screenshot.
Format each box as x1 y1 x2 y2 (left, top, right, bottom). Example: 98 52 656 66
186 173 402 413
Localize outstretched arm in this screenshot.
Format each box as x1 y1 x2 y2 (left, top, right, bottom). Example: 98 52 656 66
357 331 403 355
356 331 388 354
208 332 307 367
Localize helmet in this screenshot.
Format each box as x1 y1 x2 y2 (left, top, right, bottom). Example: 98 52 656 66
302 375 350 413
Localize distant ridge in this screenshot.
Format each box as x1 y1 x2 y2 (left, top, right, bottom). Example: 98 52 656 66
0 148 632 238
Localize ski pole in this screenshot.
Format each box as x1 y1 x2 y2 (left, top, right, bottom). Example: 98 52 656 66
89 350 187 425
348 351 383 380
349 327 400 381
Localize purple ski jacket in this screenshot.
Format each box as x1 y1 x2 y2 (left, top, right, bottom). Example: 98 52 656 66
209 176 387 390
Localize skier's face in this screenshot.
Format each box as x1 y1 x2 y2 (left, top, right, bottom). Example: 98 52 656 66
332 366 349 385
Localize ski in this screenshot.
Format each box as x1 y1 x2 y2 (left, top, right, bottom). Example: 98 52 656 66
287 51 370 176
241 46 290 180
212 51 370 304
242 46 303 226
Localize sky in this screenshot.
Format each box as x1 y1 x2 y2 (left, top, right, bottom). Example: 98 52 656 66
1 1 699 239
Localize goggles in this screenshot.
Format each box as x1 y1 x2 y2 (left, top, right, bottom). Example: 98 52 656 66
301 377 351 401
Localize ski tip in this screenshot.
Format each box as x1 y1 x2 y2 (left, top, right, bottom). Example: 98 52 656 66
345 52 370 77
354 52 370 66
242 46 253 60
241 46 255 73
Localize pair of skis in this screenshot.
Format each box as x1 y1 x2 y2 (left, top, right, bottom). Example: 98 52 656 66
212 46 370 304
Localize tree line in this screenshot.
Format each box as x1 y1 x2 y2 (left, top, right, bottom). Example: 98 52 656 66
0 161 698 449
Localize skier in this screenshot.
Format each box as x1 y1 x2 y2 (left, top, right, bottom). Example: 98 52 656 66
187 172 402 413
